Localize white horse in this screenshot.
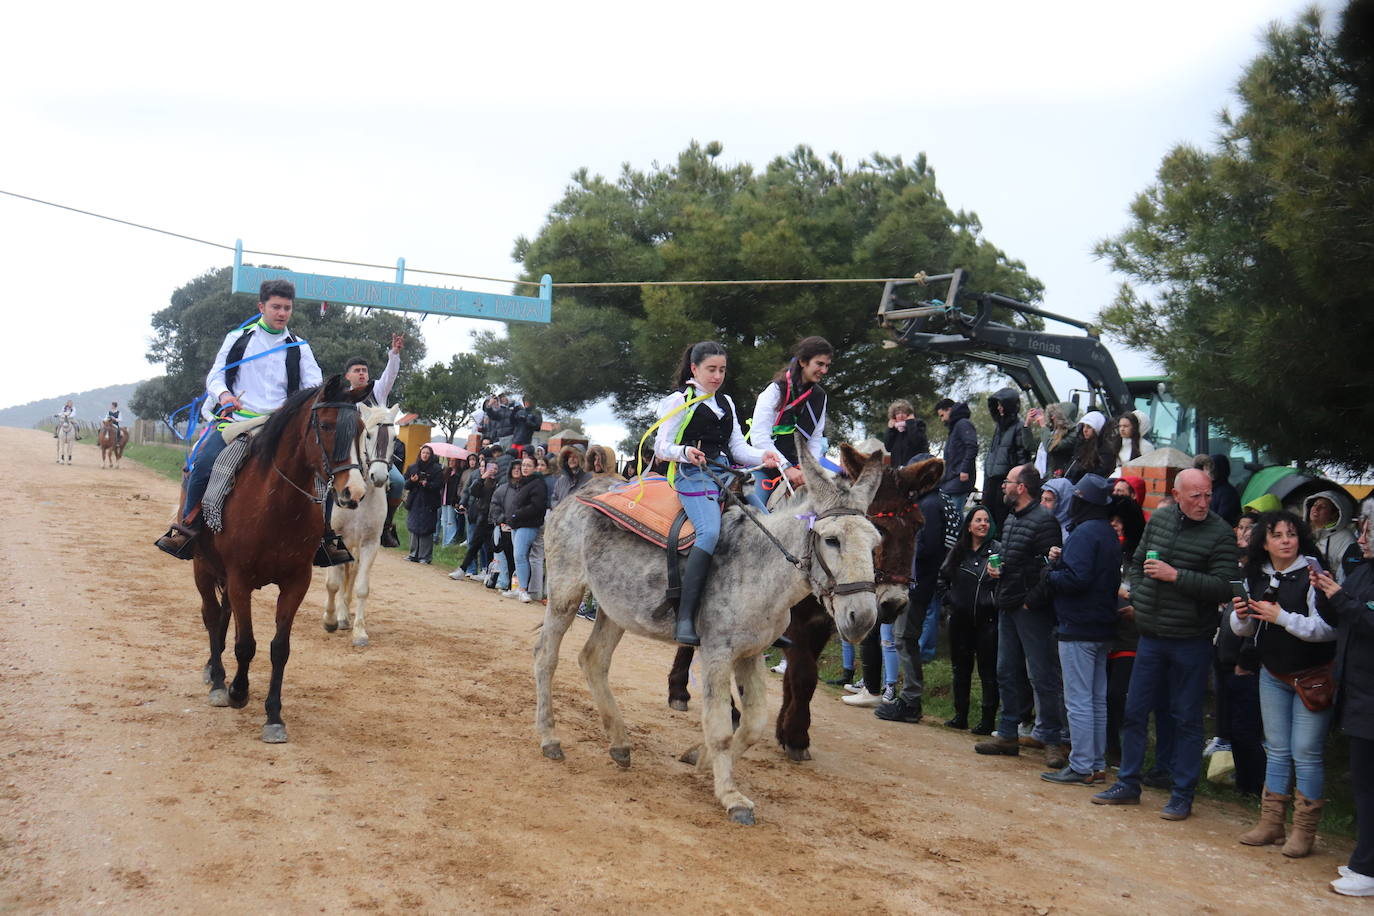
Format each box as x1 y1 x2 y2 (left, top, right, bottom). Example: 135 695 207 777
536 443 883 824
322 404 397 648
56 416 77 464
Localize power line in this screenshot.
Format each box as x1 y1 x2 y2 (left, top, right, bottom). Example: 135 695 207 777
0 188 926 290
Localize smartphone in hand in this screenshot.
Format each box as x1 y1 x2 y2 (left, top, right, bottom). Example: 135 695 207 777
1230 580 1248 617
1305 557 1323 576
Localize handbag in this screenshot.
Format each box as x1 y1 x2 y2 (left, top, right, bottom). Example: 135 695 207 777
1285 660 1336 713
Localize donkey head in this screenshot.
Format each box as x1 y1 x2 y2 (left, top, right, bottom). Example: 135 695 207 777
797 440 884 643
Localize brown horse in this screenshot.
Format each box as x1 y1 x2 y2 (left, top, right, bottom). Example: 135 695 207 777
98 419 130 468
668 454 942 760
190 376 370 743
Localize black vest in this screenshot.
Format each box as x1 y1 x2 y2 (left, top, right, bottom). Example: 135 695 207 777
769 380 827 464
1247 566 1337 676
678 394 735 462
223 326 302 398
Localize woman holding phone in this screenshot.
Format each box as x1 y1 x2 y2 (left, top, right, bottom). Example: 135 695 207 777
1228 510 1336 858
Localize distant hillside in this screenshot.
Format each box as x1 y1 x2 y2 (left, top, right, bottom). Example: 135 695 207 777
0 382 147 429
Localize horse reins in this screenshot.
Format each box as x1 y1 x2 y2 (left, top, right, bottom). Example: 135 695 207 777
271 396 364 504
869 500 922 587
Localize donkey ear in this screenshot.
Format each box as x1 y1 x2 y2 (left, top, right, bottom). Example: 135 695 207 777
797 435 838 505
838 442 875 480
848 449 885 507
897 457 944 498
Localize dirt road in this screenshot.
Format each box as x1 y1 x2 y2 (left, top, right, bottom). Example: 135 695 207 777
0 427 1350 913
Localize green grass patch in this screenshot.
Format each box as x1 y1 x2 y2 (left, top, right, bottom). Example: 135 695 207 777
120 443 190 482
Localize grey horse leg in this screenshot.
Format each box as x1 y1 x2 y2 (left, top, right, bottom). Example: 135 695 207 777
534 576 582 761
701 654 754 823
732 654 768 761
577 613 630 767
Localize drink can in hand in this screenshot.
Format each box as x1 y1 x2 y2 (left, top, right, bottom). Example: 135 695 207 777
988 554 1001 570
1146 550 1160 561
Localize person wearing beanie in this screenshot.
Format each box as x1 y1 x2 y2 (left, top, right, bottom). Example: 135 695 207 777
1066 411 1115 483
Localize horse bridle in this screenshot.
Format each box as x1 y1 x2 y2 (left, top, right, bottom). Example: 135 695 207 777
272 396 364 504
799 506 879 603
869 500 921 587
365 415 395 479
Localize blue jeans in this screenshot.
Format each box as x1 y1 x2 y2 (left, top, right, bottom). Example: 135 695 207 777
1258 667 1333 798
387 466 404 501
1118 634 1212 799
674 460 727 554
842 640 856 672
996 605 1067 745
1059 640 1110 774
513 526 539 593
184 427 229 517
440 505 461 545
918 592 940 663
880 623 899 685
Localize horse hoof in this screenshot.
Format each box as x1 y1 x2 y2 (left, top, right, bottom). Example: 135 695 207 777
785 745 812 763
668 699 689 712
541 742 565 761
228 690 249 709
678 747 700 766
207 688 229 707
728 806 756 826
351 636 369 649
261 724 289 744
322 620 339 633
609 747 631 768
337 619 352 631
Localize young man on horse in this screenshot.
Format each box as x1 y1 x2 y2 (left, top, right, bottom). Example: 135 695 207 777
106 401 122 430
654 341 786 646
156 279 348 564
342 334 406 547
748 336 832 501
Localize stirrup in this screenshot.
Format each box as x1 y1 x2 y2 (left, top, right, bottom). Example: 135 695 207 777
771 635 793 650
314 532 355 567
154 522 198 560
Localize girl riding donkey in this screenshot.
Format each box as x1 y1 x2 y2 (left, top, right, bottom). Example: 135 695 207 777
654 341 791 647
154 279 352 566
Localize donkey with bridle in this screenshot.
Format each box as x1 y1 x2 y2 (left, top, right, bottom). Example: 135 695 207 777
322 403 397 648
536 443 884 824
189 376 370 742
668 453 943 760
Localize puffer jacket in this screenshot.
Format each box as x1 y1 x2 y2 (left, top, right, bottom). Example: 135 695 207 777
996 501 1062 613
1317 558 1374 740
509 471 548 529
1128 504 1238 639
984 387 1028 480
939 402 978 495
1048 516 1122 641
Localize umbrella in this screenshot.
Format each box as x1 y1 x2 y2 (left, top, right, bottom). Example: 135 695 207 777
427 441 468 459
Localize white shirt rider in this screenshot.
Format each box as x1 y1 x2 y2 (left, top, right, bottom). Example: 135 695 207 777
205 298 323 417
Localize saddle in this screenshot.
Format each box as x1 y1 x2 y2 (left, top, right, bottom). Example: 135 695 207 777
203 417 272 533
577 476 699 552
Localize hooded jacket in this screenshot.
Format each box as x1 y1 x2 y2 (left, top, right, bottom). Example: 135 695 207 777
1048 504 1122 642
939 402 978 496
551 445 592 510
403 452 443 535
983 388 1027 480
1304 490 1358 583
509 470 548 529
1317 556 1374 740
1022 401 1081 479
1208 454 1241 526
1042 477 1075 539
1064 411 1114 483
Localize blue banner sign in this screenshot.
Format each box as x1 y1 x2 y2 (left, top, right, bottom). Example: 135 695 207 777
232 241 551 324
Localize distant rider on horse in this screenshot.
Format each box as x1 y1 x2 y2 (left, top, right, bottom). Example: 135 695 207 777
55 400 76 438
340 333 405 547
155 279 350 565
654 341 786 646
106 402 122 431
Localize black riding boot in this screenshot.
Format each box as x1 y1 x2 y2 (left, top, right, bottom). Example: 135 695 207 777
380 498 401 547
673 547 713 646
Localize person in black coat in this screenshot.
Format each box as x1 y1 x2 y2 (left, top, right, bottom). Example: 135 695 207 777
403 445 443 564
939 505 1001 734
506 453 548 601
1315 505 1374 895
936 398 978 510
883 399 929 469
1208 454 1242 527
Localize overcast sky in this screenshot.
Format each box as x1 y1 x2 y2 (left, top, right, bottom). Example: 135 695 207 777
1 0 1318 443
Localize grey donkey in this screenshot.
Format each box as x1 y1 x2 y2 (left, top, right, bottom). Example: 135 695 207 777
534 441 884 824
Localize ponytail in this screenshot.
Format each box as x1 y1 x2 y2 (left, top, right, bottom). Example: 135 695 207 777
672 340 727 388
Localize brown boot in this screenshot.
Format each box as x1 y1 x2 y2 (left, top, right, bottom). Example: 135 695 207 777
974 736 1020 756
1045 744 1069 770
154 520 199 560
1239 788 1289 846
1281 790 1324 858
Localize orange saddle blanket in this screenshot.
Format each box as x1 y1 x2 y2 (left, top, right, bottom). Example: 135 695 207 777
577 476 697 551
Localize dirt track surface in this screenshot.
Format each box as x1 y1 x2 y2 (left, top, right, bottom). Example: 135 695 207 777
0 426 1353 913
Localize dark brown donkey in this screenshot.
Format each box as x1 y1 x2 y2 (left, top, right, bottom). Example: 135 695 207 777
191 376 370 743
668 454 942 760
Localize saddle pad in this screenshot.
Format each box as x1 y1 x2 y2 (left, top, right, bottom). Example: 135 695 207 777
577 476 696 551
219 413 271 445
203 435 253 533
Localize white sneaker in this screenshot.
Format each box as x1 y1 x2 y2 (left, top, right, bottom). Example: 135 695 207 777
842 691 882 708
500 589 519 598
844 682 866 694
466 572 484 582
1339 866 1353 877
1332 872 1374 896
770 660 787 674
1018 722 1035 740
517 589 532 603
448 570 465 580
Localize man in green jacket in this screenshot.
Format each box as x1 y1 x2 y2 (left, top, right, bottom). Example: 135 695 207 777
1092 468 1239 821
